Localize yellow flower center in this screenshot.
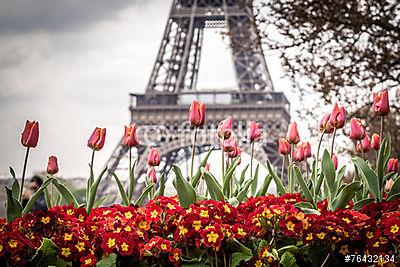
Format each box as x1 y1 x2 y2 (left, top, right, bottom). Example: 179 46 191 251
192 220 202 231
150 210 159 218
200 210 209 218
121 242 129 252
317 232 326 239
41 217 50 224
124 226 132 232
61 247 71 257
179 225 188 236
390 224 399 234
223 204 231 213
64 233 73 241
8 240 17 248
237 228 246 236
75 242 85 252
124 211 133 219
306 233 313 240
167 203 175 210
366 232 374 239
84 258 92 265
107 238 116 248
207 231 219 243
286 221 295 231
67 209 74 215
161 243 167 250
342 218 351 224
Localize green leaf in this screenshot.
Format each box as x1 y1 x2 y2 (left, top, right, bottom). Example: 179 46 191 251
112 173 130 205
154 173 166 197
44 187 52 208
256 174 272 196
314 172 324 197
96 253 117 267
277 245 299 255
94 195 107 207
191 148 213 188
279 251 298 267
9 166 20 199
353 198 374 210
230 252 253 267
30 238 59 267
332 181 362 211
134 184 154 206
5 187 22 223
202 168 224 201
322 150 337 198
227 197 239 207
223 156 241 196
236 179 253 202
353 157 380 201
294 166 313 202
52 178 79 207
293 202 319 214
173 165 197 208
377 136 391 189
239 164 249 185
86 166 108 213
227 238 253 267
251 164 260 196
387 192 400 201
267 160 286 195
22 178 53 215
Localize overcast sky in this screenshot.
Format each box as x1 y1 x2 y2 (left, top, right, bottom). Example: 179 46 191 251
0 0 303 179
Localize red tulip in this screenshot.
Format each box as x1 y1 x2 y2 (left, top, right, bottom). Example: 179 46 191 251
123 124 139 147
148 147 161 166
21 120 39 148
293 145 305 161
47 156 58 175
278 138 291 155
319 113 334 134
286 122 300 144
222 137 237 152
217 116 233 140
329 103 346 129
373 90 390 116
332 154 338 170
302 142 312 158
387 158 399 173
87 127 106 151
147 167 157 183
356 134 371 153
248 121 262 142
371 133 380 150
349 118 366 140
227 145 241 158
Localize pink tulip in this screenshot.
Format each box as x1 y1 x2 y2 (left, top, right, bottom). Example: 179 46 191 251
371 133 380 150
385 179 394 191
189 100 206 127
302 142 312 158
356 134 371 153
147 167 157 183
387 158 399 173
293 145 305 162
349 118 366 140
373 90 390 116
248 121 262 142
319 113 334 134
227 145 241 159
286 122 300 144
21 120 39 148
222 137 237 152
217 116 233 140
278 138 291 156
148 148 161 166
329 103 346 129
47 156 58 175
332 154 338 170
87 127 106 151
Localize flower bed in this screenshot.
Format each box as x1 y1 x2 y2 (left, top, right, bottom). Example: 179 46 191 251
1 194 400 266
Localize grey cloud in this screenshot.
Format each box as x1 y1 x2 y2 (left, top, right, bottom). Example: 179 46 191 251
0 0 148 34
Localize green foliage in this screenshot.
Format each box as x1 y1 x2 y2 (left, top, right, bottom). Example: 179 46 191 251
5 187 22 223
112 173 130 205
51 178 79 207
86 166 108 213
96 253 117 267
173 165 197 208
30 238 60 267
22 178 53 215
202 168 224 201
267 160 286 195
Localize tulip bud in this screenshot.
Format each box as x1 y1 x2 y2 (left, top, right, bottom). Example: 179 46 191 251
147 167 157 183
319 113 334 134
222 137 237 152
371 133 380 150
302 142 312 158
387 158 399 173
373 90 390 116
47 156 59 175
329 103 346 129
87 127 106 151
217 116 233 140
286 122 300 144
227 145 241 159
293 145 305 162
356 134 370 153
349 118 366 140
189 100 206 127
332 154 338 170
147 148 161 166
124 124 139 147
278 138 291 155
205 163 210 172
384 179 394 192
21 120 39 148
248 121 262 142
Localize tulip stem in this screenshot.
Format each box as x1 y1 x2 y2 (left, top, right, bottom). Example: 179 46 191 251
281 156 285 179
90 149 95 171
128 147 134 202
221 142 225 183
19 147 30 202
330 127 337 156
190 127 198 178
250 142 254 179
380 116 384 140
306 160 309 181
361 141 365 160
289 144 294 192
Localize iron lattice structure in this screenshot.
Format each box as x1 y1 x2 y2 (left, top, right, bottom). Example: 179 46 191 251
99 0 290 198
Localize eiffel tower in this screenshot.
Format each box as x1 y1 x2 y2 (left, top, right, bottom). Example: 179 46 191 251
99 0 290 197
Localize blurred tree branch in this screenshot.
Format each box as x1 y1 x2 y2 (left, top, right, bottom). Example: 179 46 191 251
255 0 400 157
